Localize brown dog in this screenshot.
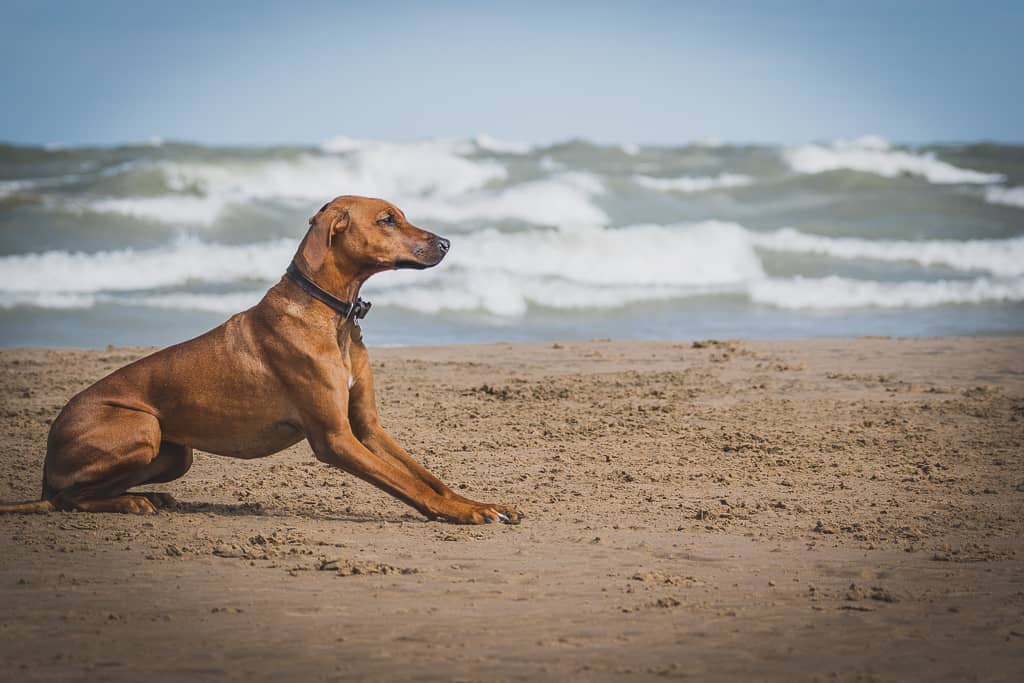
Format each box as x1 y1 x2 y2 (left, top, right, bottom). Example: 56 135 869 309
0 196 523 524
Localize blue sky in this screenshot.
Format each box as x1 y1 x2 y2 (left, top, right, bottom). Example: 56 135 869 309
2 0 1022 146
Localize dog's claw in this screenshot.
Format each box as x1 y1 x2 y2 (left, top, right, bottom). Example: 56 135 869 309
497 512 510 522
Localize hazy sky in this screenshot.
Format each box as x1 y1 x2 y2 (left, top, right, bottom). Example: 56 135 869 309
2 0 1022 146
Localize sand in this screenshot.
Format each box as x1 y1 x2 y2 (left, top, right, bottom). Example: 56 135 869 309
1 337 1022 682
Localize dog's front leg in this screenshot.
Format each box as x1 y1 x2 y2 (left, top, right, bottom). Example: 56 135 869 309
358 425 523 524
345 342 523 524
308 427 443 518
308 427 516 524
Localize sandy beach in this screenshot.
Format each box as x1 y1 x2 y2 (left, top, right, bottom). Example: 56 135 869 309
1 336 1022 681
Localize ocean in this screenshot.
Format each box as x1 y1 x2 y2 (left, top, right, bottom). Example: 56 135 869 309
1 134 1022 347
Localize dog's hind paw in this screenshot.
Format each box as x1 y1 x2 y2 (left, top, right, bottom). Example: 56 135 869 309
138 492 178 510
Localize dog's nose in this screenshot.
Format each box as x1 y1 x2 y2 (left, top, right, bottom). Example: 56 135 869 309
437 237 450 253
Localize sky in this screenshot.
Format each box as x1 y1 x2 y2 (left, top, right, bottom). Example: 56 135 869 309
1 0 1022 147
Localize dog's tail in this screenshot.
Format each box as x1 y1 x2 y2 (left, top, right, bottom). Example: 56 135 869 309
0 499 56 513
0 462 57 513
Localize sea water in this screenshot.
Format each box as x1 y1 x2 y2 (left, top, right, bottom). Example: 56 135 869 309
1 135 1022 346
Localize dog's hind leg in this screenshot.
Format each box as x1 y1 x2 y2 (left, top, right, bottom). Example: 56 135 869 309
45 403 167 514
129 441 193 509
70 495 159 514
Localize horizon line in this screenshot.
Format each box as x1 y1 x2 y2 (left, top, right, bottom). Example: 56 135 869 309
3 133 1023 152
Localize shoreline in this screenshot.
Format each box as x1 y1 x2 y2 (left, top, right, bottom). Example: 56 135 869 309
2 337 1022 680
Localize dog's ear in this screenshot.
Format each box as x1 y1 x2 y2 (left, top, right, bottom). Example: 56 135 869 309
326 209 349 248
298 200 346 271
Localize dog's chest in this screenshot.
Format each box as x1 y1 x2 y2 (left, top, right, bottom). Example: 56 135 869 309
336 322 357 390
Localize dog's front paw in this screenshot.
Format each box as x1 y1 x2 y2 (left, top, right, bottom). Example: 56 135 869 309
480 503 524 525
436 502 525 525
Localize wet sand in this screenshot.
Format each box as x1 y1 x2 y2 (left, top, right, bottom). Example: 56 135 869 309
1 337 1022 681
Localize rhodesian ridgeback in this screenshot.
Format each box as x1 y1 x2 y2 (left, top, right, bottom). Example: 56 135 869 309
0 196 523 524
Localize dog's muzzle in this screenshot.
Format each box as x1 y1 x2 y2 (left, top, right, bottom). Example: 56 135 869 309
397 236 450 269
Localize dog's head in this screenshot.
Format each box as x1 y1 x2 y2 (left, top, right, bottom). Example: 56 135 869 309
297 196 449 276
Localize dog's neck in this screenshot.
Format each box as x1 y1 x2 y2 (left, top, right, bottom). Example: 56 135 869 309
285 261 372 320
292 252 369 304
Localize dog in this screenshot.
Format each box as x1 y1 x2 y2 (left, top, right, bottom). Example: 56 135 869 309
0 196 523 524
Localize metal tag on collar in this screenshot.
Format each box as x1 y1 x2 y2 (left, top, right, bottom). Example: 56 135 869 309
353 298 372 320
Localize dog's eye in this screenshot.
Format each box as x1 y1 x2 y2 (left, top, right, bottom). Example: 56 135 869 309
379 214 396 227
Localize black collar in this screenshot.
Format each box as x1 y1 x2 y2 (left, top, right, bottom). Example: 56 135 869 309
285 262 372 320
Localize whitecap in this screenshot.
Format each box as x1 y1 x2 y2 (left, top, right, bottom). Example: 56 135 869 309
4 221 1023 316
125 290 266 314
0 291 98 310
634 173 752 193
985 186 1024 209
751 228 1024 277
473 134 533 155
81 195 231 227
784 135 1004 184
750 275 1024 309
0 237 295 293
402 172 607 227
165 143 506 200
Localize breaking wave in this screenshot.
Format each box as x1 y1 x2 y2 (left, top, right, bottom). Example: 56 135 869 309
71 139 607 229
0 237 295 293
784 135 1004 184
3 222 1021 315
749 276 1024 310
2 135 1022 343
750 228 1024 277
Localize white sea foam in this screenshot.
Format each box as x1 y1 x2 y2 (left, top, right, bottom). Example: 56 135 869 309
0 237 295 293
784 136 1004 184
634 173 752 193
83 195 231 226
77 138 510 226
361 220 763 317
751 228 1024 277
750 275 1024 309
127 291 266 314
438 220 762 286
165 144 505 201
0 171 96 198
89 170 605 229
320 135 469 156
3 223 1023 315
0 291 98 310
368 273 1024 316
75 138 612 228
539 156 566 172
0 180 33 199
367 274 711 317
985 186 1024 209
401 172 607 227
473 134 533 155
363 223 1024 314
